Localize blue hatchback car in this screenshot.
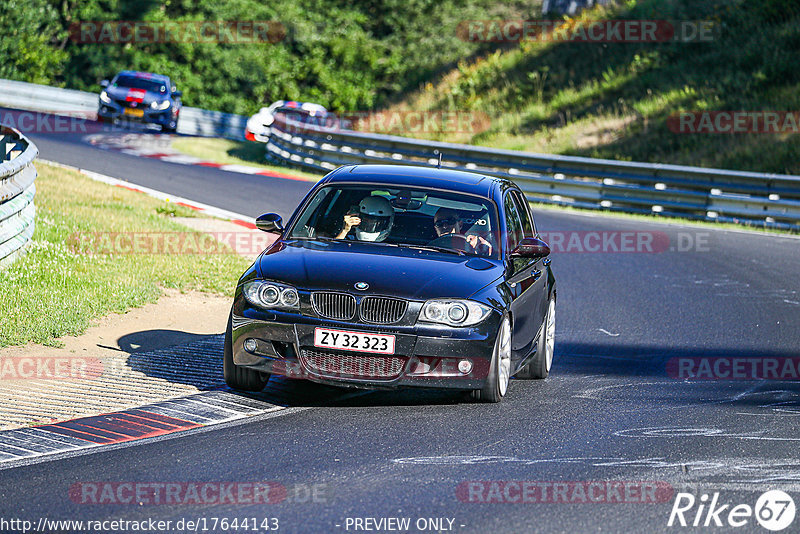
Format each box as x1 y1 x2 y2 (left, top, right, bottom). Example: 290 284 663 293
98 71 182 132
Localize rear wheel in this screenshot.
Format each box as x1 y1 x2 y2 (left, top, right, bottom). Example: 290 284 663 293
470 316 511 403
516 297 556 379
223 312 269 392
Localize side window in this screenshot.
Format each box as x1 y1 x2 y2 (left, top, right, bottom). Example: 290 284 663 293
512 191 535 237
504 193 523 251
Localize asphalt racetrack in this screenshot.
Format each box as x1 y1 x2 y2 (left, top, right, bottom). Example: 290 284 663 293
2 116 799 533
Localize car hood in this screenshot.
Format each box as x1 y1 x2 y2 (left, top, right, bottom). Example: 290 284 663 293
105 86 165 105
257 240 503 301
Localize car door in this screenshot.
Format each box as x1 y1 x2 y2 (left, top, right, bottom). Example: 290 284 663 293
506 189 548 365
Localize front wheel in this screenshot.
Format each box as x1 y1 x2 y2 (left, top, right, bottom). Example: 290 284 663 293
516 297 555 379
223 312 270 392
470 316 511 403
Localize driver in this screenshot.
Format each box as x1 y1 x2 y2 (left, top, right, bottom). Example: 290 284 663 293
336 196 394 242
433 207 493 255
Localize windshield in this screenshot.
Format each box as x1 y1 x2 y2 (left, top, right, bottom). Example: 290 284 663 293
114 75 168 94
288 184 500 259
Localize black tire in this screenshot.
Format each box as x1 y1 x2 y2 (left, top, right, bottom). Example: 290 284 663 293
516 297 555 379
223 312 269 392
470 316 511 403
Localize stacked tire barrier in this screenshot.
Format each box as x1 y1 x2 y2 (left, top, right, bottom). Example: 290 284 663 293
0 125 37 269
266 114 800 231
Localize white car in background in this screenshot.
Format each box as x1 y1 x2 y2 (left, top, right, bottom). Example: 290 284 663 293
245 100 330 142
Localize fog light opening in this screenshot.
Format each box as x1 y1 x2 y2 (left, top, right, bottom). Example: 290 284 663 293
244 338 258 353
410 358 432 375
458 359 473 374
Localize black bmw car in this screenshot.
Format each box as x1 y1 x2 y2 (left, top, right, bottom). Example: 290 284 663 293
225 164 556 402
97 71 182 132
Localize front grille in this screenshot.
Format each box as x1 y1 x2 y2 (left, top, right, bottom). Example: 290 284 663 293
311 292 356 320
360 296 407 324
300 349 406 380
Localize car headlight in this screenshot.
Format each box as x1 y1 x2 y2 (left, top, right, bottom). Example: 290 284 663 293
243 281 300 310
151 100 171 110
99 91 111 103
418 299 492 327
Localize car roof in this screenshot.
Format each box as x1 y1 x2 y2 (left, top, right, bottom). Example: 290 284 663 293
322 164 510 198
116 70 171 83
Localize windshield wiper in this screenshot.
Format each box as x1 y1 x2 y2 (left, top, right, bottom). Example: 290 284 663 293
405 244 465 256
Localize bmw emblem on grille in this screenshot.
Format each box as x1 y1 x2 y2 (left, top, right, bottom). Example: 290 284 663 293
354 282 369 290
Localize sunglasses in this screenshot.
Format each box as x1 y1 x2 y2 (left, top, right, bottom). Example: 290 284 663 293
434 217 458 229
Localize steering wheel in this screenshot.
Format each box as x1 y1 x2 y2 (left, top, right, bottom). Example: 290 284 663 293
428 233 470 251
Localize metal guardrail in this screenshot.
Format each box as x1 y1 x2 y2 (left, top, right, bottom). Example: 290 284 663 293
0 79 246 140
266 115 800 230
1 78 798 230
0 126 37 269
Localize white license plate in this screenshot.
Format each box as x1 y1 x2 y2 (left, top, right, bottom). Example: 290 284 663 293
314 327 395 355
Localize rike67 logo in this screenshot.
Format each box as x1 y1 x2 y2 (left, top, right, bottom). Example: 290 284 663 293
668 491 796 531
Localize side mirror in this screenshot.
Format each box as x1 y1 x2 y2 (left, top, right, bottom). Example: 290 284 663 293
256 213 283 233
510 237 550 259
172 90 182 98
100 80 109 88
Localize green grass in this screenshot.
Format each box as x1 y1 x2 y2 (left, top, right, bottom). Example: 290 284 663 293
171 137 322 182
390 0 800 175
0 163 249 347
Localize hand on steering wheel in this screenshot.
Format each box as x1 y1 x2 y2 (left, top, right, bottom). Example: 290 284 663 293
428 233 470 250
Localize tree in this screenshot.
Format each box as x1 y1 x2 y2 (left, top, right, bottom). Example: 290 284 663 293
0 0 66 84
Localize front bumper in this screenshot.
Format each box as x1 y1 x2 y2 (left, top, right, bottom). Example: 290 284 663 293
98 100 178 128
231 303 500 390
